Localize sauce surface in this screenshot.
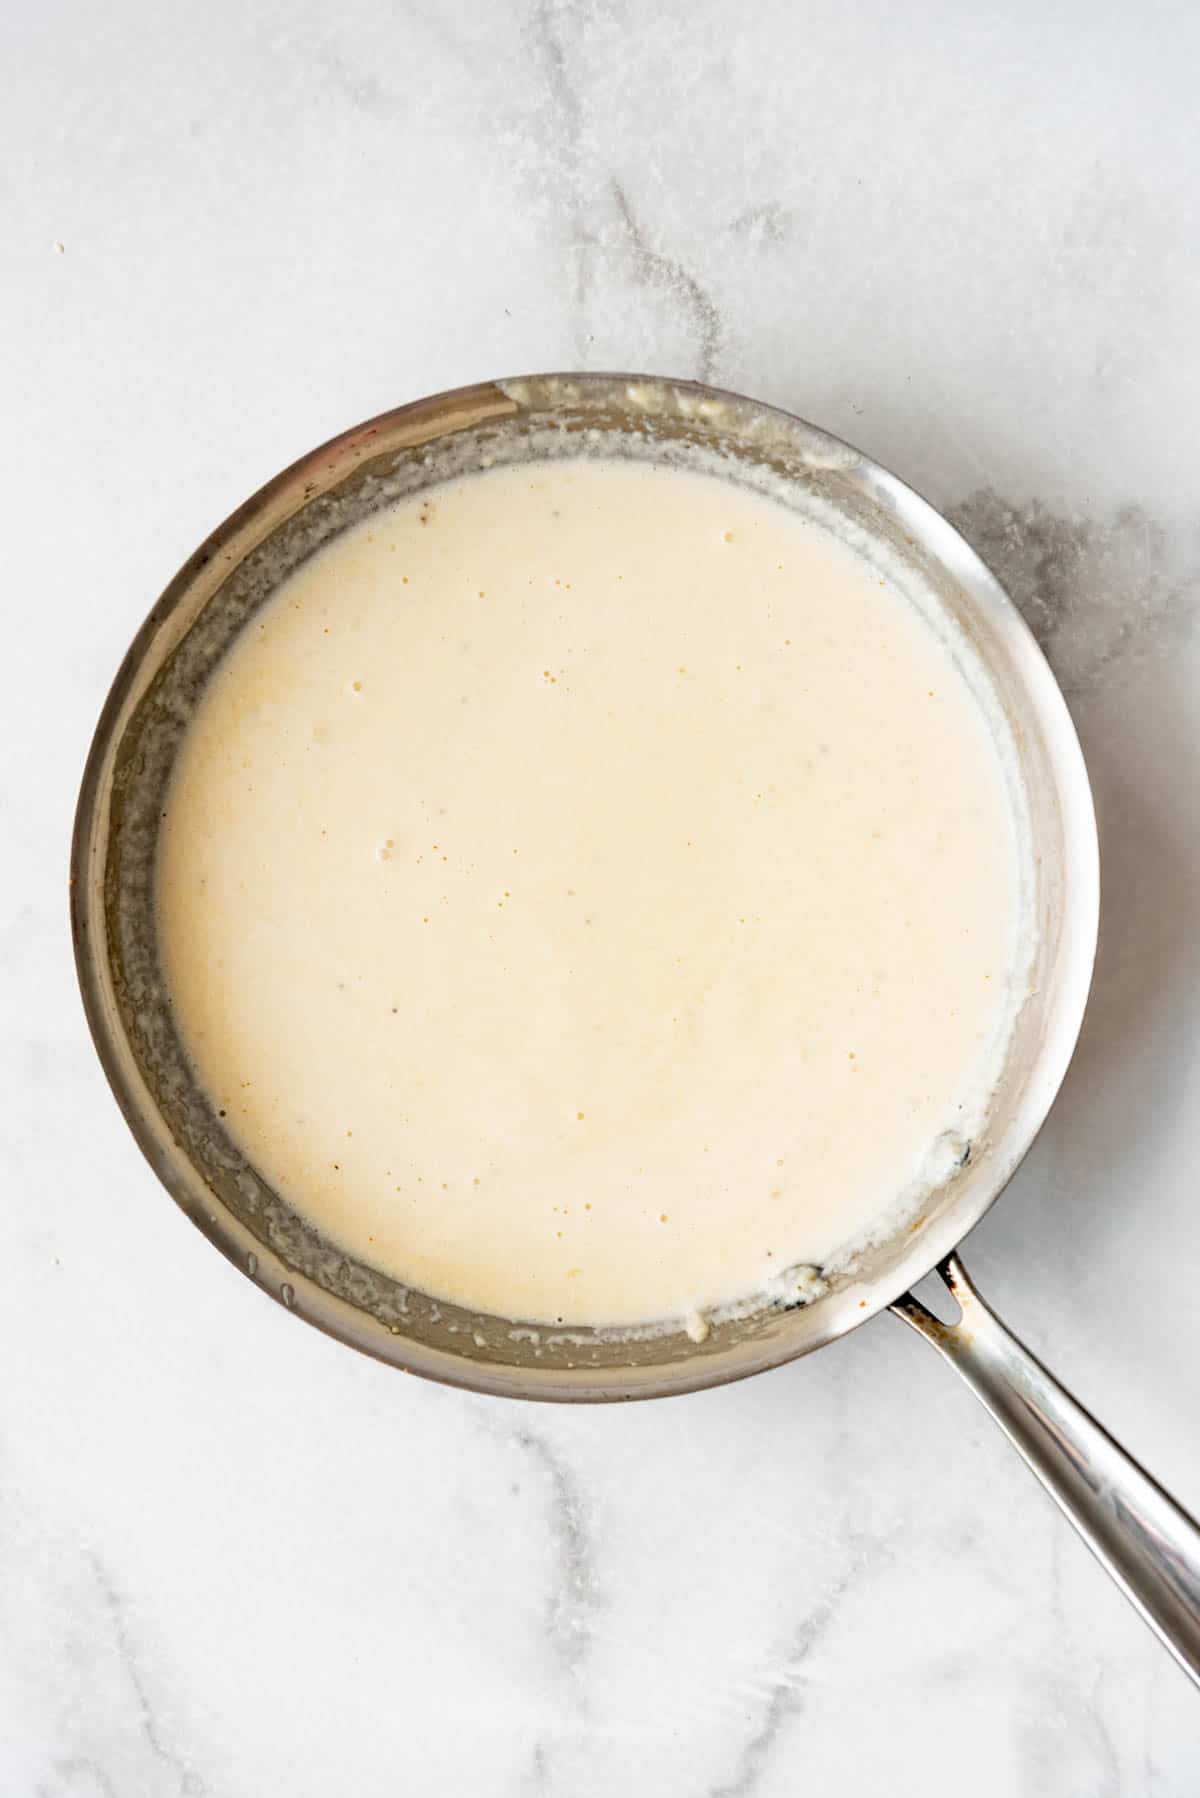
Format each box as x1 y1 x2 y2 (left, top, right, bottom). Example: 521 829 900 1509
157 458 1024 1329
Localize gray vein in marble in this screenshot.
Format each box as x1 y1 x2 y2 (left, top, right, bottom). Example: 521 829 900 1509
399 2 489 75
310 7 483 112
37 1756 119 1798
1011 1518 1123 1797
512 1427 597 1687
1048 1501 1066 1642
85 1552 207 1798
1142 1652 1167 1797
528 0 591 340
529 0 583 159
1092 1683 1123 1798
1018 1662 1122 1798
312 42 396 119
528 0 724 380
608 179 723 382
725 202 792 247
705 1544 891 1798
947 491 1198 695
523 1738 548 1796
505 1425 601 1796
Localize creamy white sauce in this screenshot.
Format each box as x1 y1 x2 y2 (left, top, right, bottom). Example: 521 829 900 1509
157 457 1029 1329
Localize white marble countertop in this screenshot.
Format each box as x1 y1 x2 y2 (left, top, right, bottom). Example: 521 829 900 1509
4 1 1199 1790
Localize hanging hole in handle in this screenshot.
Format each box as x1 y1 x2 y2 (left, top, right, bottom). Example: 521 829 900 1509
901 1263 963 1327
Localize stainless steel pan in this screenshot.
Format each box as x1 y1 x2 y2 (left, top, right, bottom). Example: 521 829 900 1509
71 374 1200 1682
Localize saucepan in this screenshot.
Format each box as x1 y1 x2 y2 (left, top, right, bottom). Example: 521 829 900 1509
71 373 1200 1682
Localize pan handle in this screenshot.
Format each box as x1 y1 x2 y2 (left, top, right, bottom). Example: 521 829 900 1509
892 1253 1200 1686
